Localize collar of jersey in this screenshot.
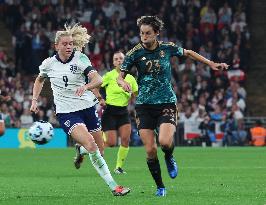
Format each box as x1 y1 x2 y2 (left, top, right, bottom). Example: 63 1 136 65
55 51 75 64
141 40 160 52
112 68 119 74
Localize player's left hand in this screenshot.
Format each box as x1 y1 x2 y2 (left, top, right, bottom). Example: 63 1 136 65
210 62 229 71
75 86 86 97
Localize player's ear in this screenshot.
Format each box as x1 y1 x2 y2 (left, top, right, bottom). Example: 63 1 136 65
54 43 59 51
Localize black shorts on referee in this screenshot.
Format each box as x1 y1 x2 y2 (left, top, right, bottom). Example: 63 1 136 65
101 104 130 131
135 103 177 130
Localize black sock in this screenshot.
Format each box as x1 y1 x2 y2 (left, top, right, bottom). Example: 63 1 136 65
161 144 174 159
146 158 165 188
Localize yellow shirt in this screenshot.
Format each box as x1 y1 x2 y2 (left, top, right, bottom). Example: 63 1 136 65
101 69 138 106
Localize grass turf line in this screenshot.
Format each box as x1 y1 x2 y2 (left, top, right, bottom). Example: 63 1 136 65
0 147 265 205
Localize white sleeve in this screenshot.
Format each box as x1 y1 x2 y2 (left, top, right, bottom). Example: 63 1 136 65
78 52 92 71
39 58 50 77
78 52 97 76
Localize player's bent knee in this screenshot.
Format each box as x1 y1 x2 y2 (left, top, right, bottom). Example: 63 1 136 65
159 138 173 147
146 146 157 156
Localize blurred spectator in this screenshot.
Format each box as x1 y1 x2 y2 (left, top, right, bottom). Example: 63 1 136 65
0 0 250 147
231 14 246 32
231 103 244 121
199 114 215 146
250 120 266 147
20 109 33 128
218 2 232 30
221 113 236 146
232 119 247 145
226 91 246 112
179 106 196 123
0 103 11 127
200 2 217 32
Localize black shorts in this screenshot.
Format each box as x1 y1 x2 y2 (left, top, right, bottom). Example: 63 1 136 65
101 105 130 131
135 103 177 130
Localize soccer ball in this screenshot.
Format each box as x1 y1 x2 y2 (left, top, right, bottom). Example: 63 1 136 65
28 121 54 145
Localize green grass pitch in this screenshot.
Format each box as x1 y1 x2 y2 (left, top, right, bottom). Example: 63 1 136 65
0 147 265 205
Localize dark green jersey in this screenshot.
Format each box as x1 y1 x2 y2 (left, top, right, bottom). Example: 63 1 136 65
121 41 184 105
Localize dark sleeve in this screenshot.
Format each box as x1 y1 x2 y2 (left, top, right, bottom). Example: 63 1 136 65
120 54 134 73
169 43 184 57
99 87 106 100
83 66 96 76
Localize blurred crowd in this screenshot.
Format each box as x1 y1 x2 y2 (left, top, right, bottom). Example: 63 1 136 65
0 0 254 146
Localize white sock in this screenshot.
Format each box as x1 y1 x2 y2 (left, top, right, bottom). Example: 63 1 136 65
89 149 117 190
80 146 89 155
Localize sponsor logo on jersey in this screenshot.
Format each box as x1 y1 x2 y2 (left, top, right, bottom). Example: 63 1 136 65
141 57 146 61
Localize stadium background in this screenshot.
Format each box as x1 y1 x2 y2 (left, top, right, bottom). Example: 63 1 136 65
1 0 263 147
0 1 266 205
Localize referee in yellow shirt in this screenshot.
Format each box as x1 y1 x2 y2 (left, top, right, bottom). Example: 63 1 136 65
98 51 138 174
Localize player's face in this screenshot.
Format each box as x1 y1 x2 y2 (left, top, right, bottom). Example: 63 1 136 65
55 35 74 59
140 25 158 46
113 52 125 68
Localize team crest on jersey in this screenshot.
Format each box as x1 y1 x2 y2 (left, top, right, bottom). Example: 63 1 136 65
159 50 165 58
70 64 78 73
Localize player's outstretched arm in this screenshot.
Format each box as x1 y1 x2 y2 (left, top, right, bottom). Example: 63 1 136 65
184 49 229 71
30 75 46 113
75 72 103 97
117 71 132 92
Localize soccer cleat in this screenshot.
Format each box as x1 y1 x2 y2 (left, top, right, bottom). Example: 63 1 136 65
165 155 178 179
114 167 126 174
74 144 84 169
112 185 130 196
156 187 166 197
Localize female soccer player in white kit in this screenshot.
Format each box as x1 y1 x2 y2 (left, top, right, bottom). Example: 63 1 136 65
30 23 130 196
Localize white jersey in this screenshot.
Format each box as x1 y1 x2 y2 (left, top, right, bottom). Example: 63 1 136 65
39 51 97 113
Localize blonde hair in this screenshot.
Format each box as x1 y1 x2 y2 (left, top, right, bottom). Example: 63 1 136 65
55 23 91 51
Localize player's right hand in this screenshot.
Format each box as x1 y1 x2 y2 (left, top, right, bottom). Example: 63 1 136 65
210 62 229 71
99 98 106 107
30 101 39 114
75 85 86 97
